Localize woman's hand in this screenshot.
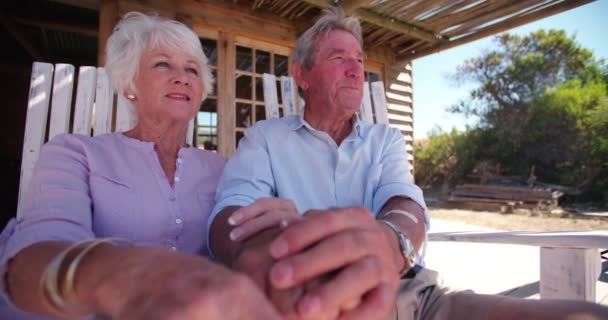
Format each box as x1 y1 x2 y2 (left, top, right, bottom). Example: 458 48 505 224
228 198 302 242
81 246 281 320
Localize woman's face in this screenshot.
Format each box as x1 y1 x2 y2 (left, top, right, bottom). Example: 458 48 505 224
132 46 204 124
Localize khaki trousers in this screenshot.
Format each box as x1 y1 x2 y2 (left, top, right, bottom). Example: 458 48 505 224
386 268 505 320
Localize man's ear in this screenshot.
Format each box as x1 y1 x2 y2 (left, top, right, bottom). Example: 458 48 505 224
292 62 309 91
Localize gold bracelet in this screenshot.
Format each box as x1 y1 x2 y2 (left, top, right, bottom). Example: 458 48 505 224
41 238 133 314
62 239 115 304
41 240 92 313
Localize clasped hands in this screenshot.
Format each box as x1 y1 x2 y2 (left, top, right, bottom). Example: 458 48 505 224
229 198 403 320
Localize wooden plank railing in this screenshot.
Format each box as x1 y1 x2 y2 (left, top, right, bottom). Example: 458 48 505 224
429 230 608 302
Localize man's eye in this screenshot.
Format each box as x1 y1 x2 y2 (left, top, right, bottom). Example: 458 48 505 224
154 62 169 68
186 68 199 75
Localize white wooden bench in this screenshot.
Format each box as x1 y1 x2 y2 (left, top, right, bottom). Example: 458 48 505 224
18 62 194 217
21 64 607 303
429 230 607 302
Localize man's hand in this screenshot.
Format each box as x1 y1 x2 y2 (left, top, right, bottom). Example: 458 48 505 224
266 207 402 319
228 198 302 242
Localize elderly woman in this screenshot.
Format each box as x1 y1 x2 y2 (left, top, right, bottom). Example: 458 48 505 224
0 12 280 320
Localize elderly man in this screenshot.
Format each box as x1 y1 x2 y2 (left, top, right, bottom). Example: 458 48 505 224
209 7 608 320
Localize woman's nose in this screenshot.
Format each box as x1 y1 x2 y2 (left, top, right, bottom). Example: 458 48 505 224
172 70 191 86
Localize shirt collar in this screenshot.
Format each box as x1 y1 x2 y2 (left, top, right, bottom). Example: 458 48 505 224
288 114 363 139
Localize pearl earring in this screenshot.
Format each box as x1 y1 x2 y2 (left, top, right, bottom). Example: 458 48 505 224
127 94 137 101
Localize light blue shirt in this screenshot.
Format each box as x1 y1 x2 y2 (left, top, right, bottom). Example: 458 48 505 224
211 115 428 230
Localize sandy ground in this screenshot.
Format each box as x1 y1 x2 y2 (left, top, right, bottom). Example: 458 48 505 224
425 218 608 305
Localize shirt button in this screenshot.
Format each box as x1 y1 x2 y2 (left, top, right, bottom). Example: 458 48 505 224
174 176 180 182
170 246 177 251
175 218 182 224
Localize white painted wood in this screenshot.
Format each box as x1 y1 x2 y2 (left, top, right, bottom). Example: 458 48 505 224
18 62 54 216
263 73 280 119
280 76 297 116
428 230 608 248
540 247 599 301
187 119 194 145
371 81 389 124
93 68 113 136
298 94 305 115
116 95 137 132
360 82 373 123
72 66 97 135
48 63 74 140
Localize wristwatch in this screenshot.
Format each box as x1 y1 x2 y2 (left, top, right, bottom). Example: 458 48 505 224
378 219 418 278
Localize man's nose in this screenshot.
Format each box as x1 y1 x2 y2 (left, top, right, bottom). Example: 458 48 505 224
345 59 363 78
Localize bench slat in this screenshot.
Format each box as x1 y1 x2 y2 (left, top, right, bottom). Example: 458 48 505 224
93 68 113 136
360 82 373 123
73 67 97 136
263 74 280 119
280 76 297 116
429 231 608 249
371 81 388 124
48 63 74 140
18 62 54 216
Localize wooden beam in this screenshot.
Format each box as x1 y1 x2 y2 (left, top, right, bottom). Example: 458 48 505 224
356 9 442 43
394 0 595 64
340 0 374 14
0 13 43 60
48 0 100 11
299 0 442 43
179 0 298 47
98 0 119 66
13 17 98 37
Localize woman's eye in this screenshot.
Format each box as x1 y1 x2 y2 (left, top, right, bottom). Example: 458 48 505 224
154 61 169 68
186 68 199 75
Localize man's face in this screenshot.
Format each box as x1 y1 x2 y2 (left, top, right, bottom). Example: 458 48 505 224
300 29 364 116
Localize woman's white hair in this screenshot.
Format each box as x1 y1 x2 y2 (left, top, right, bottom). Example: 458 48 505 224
293 6 362 70
105 12 213 102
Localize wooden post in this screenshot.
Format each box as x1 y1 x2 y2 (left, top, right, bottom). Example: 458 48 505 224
217 32 235 158
98 0 119 66
540 247 599 302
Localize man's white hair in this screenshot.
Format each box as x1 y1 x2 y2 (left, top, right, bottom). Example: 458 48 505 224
293 6 362 70
105 12 213 102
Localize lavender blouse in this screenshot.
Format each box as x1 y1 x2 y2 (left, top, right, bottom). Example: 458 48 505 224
0 132 225 318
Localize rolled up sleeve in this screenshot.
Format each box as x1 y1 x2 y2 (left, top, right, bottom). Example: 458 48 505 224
208 125 276 228
372 128 429 228
0 135 95 304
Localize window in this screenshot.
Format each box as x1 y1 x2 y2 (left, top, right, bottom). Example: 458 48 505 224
234 44 289 147
195 38 218 151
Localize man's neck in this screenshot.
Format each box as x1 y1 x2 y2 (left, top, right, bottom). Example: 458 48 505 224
304 107 354 146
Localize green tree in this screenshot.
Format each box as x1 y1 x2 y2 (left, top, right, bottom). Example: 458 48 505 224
433 29 608 203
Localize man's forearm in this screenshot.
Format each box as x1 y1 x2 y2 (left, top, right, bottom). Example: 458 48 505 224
377 196 426 252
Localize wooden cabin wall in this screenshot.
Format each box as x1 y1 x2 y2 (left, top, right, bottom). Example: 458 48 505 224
385 63 415 170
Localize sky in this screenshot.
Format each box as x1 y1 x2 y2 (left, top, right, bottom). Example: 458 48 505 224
412 0 608 140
